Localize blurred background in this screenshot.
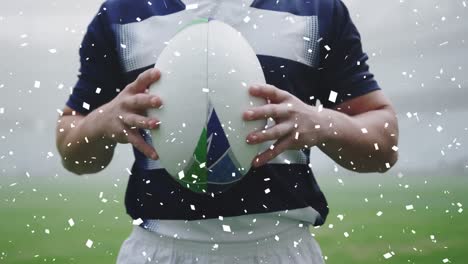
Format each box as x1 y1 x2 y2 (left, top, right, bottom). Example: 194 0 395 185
0 0 467 263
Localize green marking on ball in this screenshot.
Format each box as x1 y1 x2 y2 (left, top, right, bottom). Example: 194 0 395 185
176 127 208 193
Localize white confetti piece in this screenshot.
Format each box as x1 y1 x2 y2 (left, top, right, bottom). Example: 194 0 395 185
45 229 50 234
83 102 90 110
442 258 450 263
178 171 185 179
376 211 383 216
120 43 127 49
85 239 93 248
186 3 198 10
344 232 349 238
264 188 270 194
406 204 414 210
337 214 344 221
132 218 143 225
436 126 443 132
222 225 231 232
95 87 101 94
48 49 57 54
190 204 196 211
392 146 399 151
383 252 393 259
328 90 338 103
68 218 75 227
324 45 331 51
243 16 251 23
275 235 279 241
174 51 181 57
374 143 379 150
361 128 368 134
34 81 41 88
0 107 4 114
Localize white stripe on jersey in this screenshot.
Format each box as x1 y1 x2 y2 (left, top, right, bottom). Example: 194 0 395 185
113 0 319 72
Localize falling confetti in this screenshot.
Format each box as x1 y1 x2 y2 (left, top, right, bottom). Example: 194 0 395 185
85 239 93 248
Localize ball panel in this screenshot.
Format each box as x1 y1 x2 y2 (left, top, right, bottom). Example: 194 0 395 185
148 22 209 177
207 20 266 175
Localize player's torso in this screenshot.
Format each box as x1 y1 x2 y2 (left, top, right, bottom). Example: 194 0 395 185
103 0 331 232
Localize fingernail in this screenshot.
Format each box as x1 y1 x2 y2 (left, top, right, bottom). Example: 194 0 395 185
245 111 254 120
152 69 160 78
151 97 158 107
151 152 158 160
246 135 256 144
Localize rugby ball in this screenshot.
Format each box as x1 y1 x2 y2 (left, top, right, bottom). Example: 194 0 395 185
147 19 266 193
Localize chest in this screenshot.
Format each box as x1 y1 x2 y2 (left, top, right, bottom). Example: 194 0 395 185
112 0 322 102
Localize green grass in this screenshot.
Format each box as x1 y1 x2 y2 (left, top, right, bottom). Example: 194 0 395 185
314 174 468 264
1 174 467 263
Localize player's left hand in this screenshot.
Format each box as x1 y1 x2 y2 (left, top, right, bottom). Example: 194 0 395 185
243 84 329 167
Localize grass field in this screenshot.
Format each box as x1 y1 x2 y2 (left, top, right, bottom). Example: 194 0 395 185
0 173 467 263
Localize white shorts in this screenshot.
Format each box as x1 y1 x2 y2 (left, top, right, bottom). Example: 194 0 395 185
116 225 325 264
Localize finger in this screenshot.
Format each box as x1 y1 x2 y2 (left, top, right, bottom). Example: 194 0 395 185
244 104 290 121
126 129 159 160
123 93 163 111
247 122 293 144
125 68 161 94
122 114 160 130
252 136 292 167
249 84 289 103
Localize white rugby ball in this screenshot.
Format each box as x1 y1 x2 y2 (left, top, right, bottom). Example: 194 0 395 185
147 19 266 193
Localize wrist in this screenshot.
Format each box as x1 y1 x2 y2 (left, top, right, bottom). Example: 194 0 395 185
82 105 115 145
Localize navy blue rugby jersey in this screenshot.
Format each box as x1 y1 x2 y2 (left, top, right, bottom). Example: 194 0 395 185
66 0 380 227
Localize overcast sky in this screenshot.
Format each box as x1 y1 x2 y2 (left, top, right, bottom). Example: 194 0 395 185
0 0 467 177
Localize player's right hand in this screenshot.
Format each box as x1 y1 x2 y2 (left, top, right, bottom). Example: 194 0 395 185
96 68 163 160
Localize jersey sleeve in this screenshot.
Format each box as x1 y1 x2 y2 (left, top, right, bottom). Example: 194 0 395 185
66 4 124 115
317 0 380 108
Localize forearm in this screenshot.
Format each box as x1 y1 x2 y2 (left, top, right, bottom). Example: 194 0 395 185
318 106 399 172
56 108 116 175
